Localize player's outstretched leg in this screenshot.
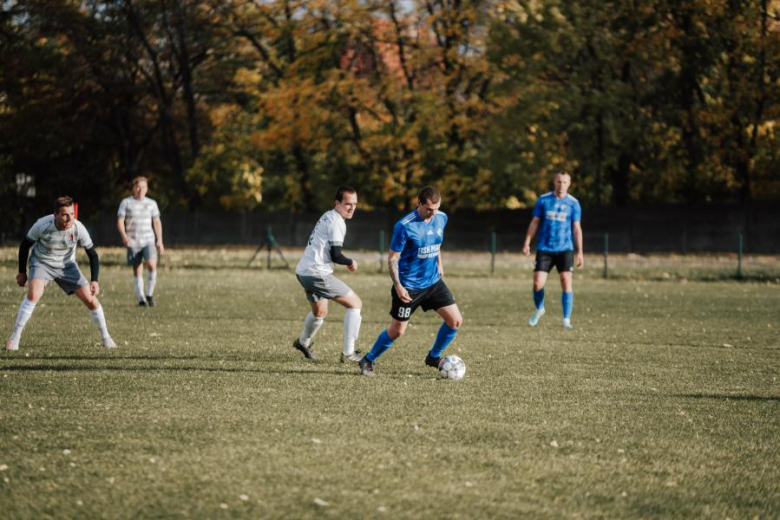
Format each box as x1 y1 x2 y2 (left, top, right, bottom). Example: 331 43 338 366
562 291 574 329
341 308 362 363
294 311 324 359
6 297 37 351
360 330 395 376
427 304 462 367
91 305 116 347
529 288 546 326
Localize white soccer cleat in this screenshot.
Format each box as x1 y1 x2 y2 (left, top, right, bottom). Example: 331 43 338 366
528 308 546 327
5 338 19 351
103 337 117 348
562 319 573 329
340 350 363 363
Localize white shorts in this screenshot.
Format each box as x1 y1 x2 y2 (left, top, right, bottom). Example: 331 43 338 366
296 274 351 303
29 260 88 295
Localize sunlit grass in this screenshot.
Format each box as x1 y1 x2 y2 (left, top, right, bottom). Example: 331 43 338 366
0 257 778 518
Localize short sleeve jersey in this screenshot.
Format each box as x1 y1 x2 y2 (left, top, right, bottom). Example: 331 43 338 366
531 192 582 252
296 209 347 278
117 196 161 248
390 210 448 291
27 215 94 269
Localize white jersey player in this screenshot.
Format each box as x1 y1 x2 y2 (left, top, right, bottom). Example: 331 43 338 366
293 185 362 362
6 196 115 351
117 176 164 307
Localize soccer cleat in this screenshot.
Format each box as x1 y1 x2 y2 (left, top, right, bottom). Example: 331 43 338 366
146 296 155 307
340 349 363 363
359 356 375 376
103 337 117 348
562 319 573 330
424 353 441 368
293 338 317 360
5 338 19 351
138 300 147 307
528 308 546 327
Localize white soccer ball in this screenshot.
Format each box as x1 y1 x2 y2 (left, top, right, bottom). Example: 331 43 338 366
438 355 466 380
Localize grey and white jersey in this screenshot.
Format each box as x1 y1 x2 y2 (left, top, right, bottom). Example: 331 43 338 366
296 209 347 278
117 196 160 248
27 215 94 269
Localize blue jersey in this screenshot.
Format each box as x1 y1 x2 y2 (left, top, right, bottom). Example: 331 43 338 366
390 209 448 290
532 192 581 252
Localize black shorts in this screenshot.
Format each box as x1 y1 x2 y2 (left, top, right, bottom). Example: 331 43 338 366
390 279 456 322
534 251 574 273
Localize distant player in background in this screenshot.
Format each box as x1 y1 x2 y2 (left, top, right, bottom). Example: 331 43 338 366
117 176 164 307
359 186 463 376
293 185 363 362
6 196 116 351
522 172 584 329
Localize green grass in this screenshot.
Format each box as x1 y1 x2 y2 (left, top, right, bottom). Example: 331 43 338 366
0 254 779 519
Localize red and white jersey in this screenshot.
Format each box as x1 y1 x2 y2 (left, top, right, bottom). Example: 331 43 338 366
27 215 93 269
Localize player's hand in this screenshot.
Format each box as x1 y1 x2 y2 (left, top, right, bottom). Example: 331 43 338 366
121 235 130 247
395 284 412 303
347 260 357 272
522 244 531 256
157 240 165 254
90 281 100 296
576 253 584 268
16 272 27 287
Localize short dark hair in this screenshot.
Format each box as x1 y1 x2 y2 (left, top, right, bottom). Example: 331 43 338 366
132 176 148 186
418 186 441 204
53 196 74 212
334 185 357 202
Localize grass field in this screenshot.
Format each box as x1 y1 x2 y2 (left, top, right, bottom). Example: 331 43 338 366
1 250 779 518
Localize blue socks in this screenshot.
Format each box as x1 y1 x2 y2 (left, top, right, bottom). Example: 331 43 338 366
562 291 573 320
366 323 460 363
365 329 394 362
533 289 545 310
429 322 458 359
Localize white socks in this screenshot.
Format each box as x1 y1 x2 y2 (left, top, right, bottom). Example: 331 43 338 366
10 298 37 341
299 312 325 347
146 271 157 297
343 308 362 356
90 305 111 340
133 276 145 302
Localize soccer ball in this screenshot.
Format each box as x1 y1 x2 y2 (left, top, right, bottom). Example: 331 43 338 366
438 355 466 380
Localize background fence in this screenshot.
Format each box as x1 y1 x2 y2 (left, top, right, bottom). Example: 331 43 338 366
5 202 780 254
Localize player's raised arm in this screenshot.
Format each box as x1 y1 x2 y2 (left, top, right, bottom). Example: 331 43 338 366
523 217 540 256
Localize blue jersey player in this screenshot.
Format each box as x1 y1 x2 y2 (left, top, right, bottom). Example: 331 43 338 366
522 172 584 329
359 187 463 376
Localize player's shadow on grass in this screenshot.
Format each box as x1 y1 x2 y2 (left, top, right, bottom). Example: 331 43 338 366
675 393 780 402
0 363 358 376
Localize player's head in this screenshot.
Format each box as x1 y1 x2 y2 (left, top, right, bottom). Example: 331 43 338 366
334 185 358 220
553 172 571 196
417 186 441 221
53 196 75 230
132 176 149 199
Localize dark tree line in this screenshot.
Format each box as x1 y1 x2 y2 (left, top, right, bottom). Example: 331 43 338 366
1 0 778 224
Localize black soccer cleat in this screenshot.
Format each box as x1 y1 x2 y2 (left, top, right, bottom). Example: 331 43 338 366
359 356 375 376
146 296 156 307
138 300 147 307
293 339 317 360
424 353 441 369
